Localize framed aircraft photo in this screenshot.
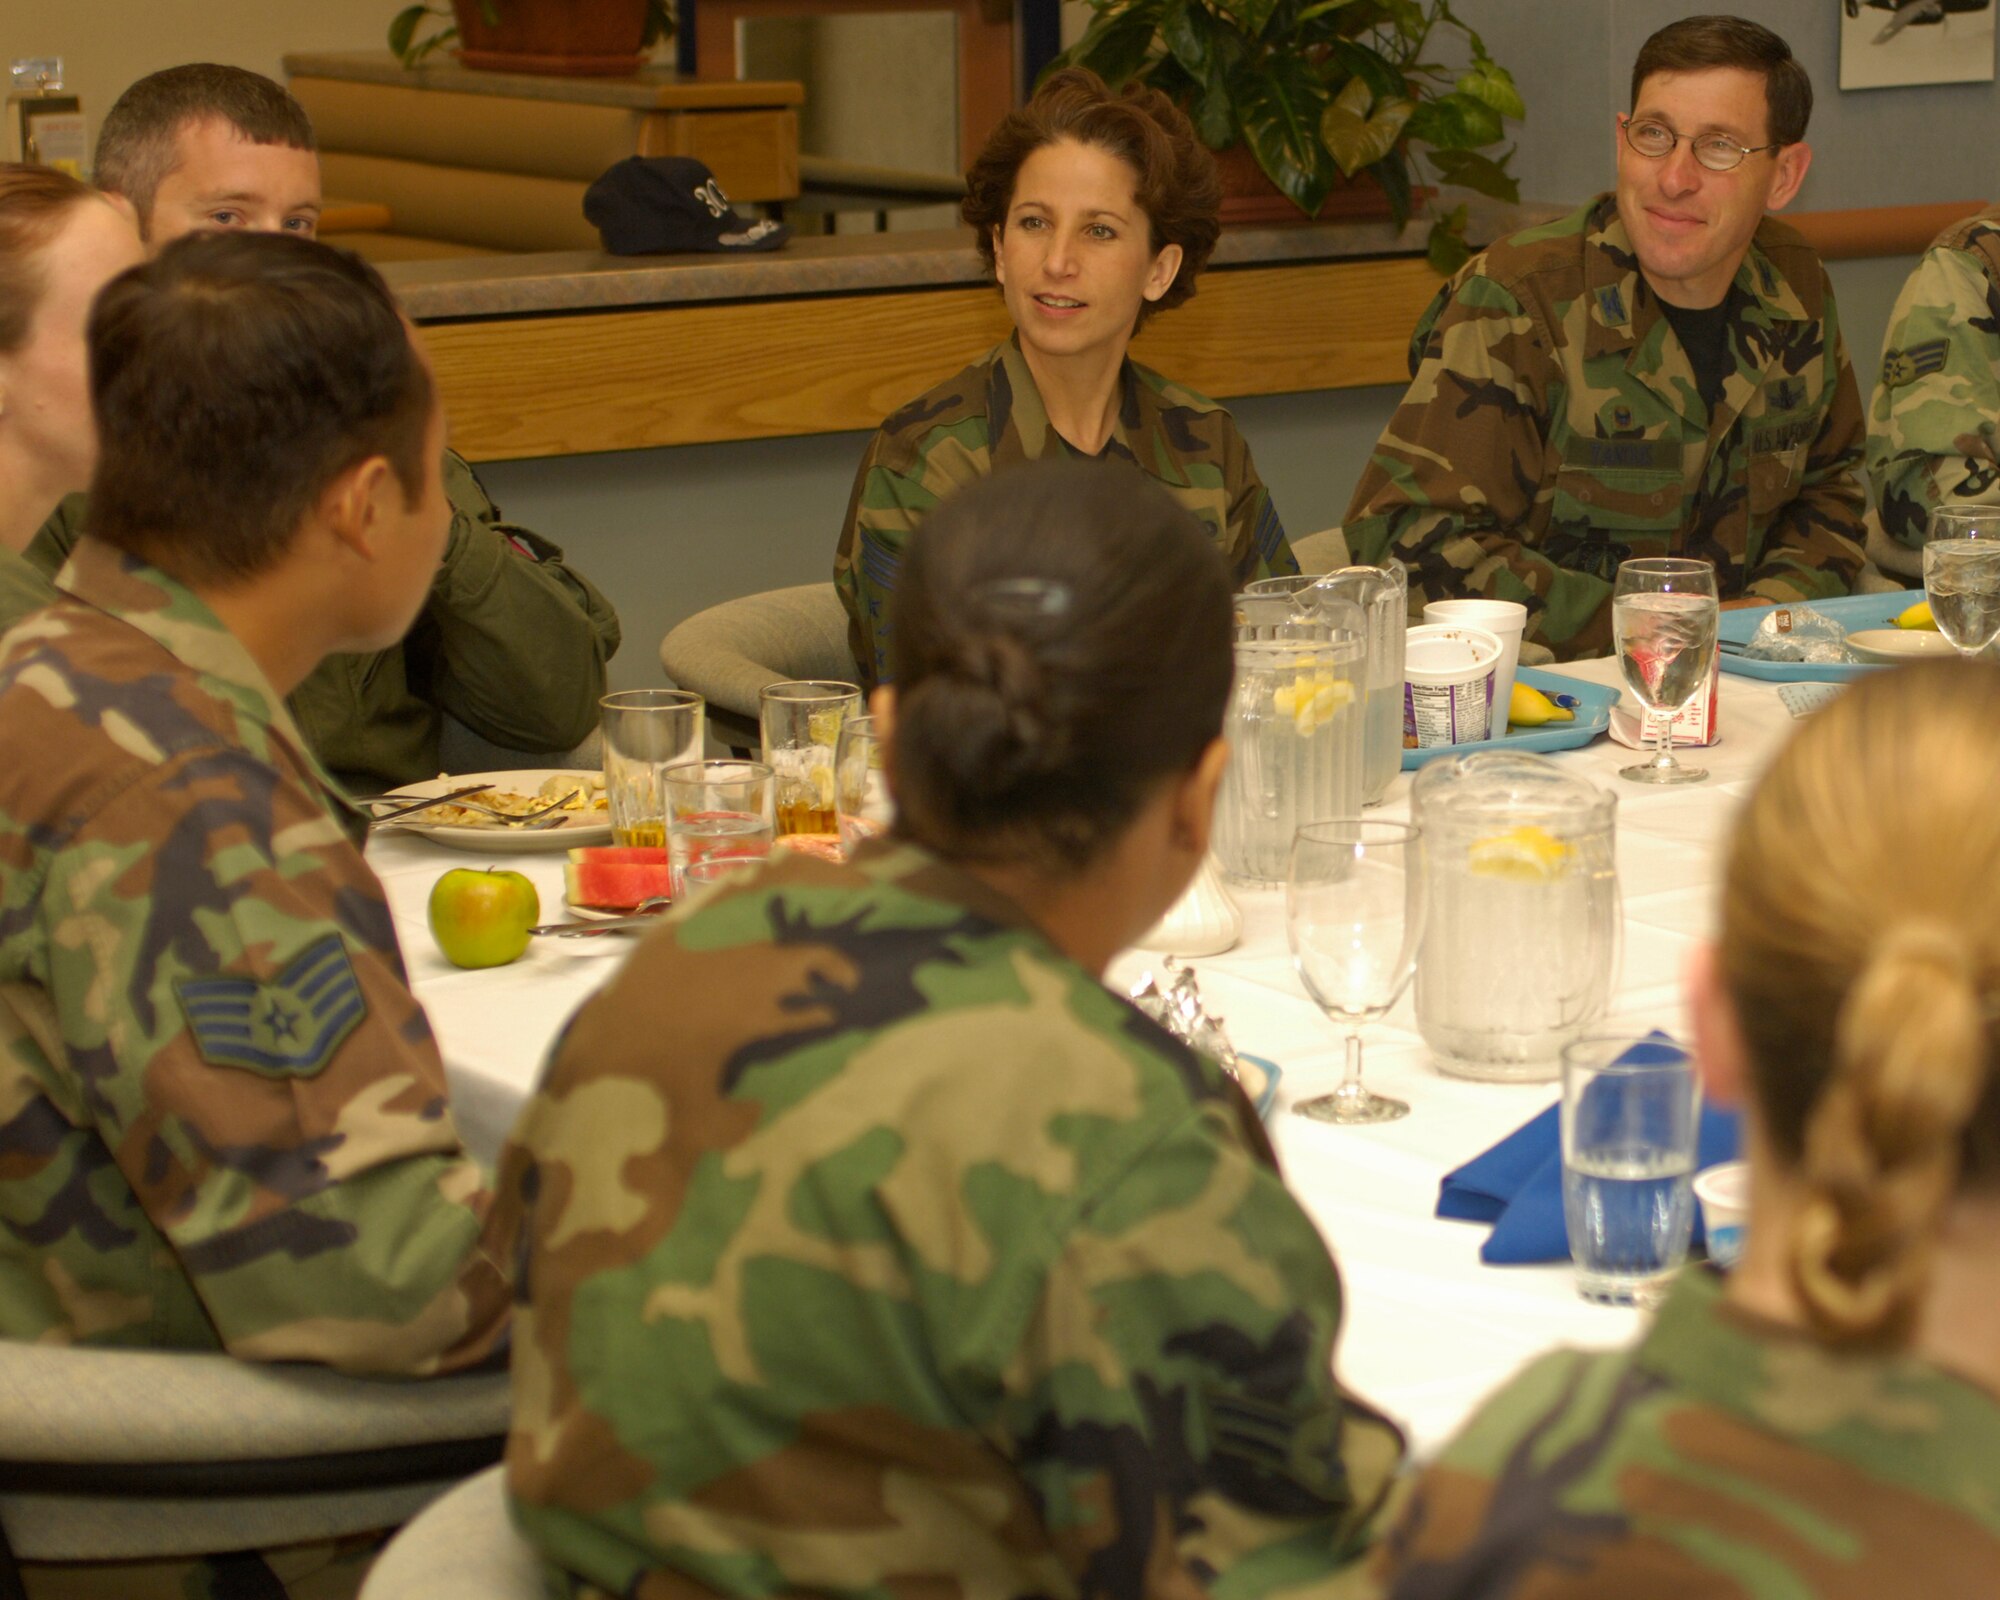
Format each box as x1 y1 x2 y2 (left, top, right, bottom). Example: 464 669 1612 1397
1842 0 1997 88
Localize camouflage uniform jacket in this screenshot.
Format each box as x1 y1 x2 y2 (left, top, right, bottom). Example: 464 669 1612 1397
1374 1267 2000 1597
1344 195 1867 659
1866 204 2000 549
833 336 1298 687
0 540 510 1374
24 449 624 790
500 840 1403 1599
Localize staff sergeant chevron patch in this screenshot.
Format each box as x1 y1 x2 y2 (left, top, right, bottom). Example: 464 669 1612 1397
175 932 367 1077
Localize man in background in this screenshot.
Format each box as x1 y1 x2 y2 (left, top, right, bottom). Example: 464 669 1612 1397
22 63 621 788
1344 15 1865 659
1866 202 2000 569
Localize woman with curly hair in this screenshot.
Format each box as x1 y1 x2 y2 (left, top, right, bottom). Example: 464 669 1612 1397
833 68 1297 686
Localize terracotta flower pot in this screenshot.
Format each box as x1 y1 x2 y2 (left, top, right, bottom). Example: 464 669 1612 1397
450 0 650 75
1210 141 1422 227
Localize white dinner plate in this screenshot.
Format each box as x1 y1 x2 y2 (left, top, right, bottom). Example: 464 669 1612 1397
374 769 612 853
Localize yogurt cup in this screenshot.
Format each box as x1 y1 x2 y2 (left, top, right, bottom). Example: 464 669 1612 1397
1693 1160 1749 1269
1404 623 1502 748
1424 599 1528 739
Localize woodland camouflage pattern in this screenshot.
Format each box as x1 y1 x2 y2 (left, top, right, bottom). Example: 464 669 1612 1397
22 449 624 790
834 337 1297 687
1345 196 1866 659
501 840 1402 1599
1373 1269 2000 1598
0 540 511 1376
1866 204 2000 549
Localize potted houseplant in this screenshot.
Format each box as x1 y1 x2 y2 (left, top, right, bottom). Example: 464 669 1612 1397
391 0 675 76
1054 0 1522 270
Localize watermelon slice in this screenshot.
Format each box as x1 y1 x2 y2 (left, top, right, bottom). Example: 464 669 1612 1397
774 834 844 864
567 845 672 866
564 861 676 911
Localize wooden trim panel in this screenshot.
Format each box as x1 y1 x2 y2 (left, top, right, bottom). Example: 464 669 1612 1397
422 254 1443 460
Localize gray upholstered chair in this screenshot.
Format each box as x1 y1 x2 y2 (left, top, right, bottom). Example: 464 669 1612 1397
358 1464 542 1600
0 1342 509 1600
657 582 858 752
1291 525 1351 575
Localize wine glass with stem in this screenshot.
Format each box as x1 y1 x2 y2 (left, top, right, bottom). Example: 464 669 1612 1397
1287 819 1426 1125
1923 506 2000 659
1611 557 1719 786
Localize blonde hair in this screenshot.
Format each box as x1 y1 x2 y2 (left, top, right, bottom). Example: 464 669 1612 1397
1720 660 2000 1347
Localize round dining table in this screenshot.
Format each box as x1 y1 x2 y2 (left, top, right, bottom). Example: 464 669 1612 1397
367 654 1806 1459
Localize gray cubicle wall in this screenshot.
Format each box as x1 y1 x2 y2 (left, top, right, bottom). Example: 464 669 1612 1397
484 0 1986 691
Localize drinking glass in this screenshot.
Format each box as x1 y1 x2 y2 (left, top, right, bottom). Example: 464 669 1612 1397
1611 557 1718 786
663 760 775 894
760 680 862 841
834 715 893 857
1286 819 1426 1125
600 689 705 847
1560 1033 1702 1305
1922 507 2000 658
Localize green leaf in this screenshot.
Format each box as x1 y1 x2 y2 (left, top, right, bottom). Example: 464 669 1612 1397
1405 91 1504 151
1456 61 1526 121
1293 0 1370 22
1320 80 1413 177
388 5 426 61
643 0 677 46
1368 149 1413 225
1427 146 1518 202
1214 0 1282 41
1327 39 1405 104
1233 59 1334 213
1058 4 1166 86
1427 207 1473 275
1161 0 1212 78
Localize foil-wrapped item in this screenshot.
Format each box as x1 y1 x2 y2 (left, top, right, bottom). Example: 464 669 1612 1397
1740 604 1849 664
1131 961 1241 1077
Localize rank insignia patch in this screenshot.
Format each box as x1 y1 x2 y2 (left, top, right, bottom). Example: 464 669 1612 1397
1881 340 1949 390
175 933 366 1077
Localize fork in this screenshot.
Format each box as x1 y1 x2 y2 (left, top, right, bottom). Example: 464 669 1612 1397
529 897 673 936
371 789 582 827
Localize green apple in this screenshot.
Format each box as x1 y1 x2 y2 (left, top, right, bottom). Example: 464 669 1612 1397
428 866 540 969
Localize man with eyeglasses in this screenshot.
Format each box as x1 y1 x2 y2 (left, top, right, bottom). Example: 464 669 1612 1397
1345 15 1865 660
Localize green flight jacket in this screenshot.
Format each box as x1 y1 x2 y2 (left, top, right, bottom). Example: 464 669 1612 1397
1866 204 2000 549
0 540 511 1374
834 336 1297 688
499 840 1403 1599
1375 1267 2000 1597
1345 195 1867 660
23 451 623 789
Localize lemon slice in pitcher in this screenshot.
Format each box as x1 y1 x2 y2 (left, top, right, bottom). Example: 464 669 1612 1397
1468 824 1572 881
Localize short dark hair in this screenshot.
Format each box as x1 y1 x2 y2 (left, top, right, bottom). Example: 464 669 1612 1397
94 64 316 224
0 162 102 353
87 231 433 586
962 67 1221 329
1631 15 1812 145
888 458 1232 874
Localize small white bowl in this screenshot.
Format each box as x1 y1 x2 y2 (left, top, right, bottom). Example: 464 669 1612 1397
1846 627 1957 664
1693 1161 1749 1269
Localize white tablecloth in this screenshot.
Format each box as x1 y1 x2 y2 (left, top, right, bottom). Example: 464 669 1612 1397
368 657 1804 1457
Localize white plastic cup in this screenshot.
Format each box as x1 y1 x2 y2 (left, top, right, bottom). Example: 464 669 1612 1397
1692 1161 1749 1270
1424 599 1528 739
1403 623 1502 748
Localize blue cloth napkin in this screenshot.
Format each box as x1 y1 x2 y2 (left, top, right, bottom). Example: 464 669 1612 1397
1438 1096 1739 1266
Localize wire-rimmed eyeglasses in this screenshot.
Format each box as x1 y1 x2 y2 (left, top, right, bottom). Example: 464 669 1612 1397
1620 115 1782 173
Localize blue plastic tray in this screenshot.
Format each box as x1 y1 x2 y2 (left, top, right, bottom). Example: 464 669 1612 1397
1239 1052 1282 1119
1717 590 1920 682
1399 666 1620 771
